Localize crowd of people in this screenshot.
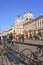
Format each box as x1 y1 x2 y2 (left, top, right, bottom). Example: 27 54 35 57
0 32 43 44
0 33 25 43
27 32 43 40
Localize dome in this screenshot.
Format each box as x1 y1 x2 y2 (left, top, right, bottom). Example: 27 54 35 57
24 10 34 20
24 10 32 14
15 15 22 22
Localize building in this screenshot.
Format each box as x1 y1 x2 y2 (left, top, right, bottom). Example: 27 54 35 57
23 10 34 36
14 15 24 35
23 14 43 36
3 25 15 36
0 30 2 36
3 15 24 36
23 10 34 24
3 10 43 37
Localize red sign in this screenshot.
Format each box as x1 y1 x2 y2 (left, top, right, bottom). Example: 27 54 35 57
25 31 29 35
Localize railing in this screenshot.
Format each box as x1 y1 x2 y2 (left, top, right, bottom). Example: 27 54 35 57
0 40 43 65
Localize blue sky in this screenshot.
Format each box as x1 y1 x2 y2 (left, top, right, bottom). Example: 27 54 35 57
0 0 43 31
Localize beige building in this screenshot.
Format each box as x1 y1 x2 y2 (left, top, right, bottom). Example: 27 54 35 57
23 10 34 35
14 15 24 35
3 10 43 37
4 15 24 36
23 10 34 24
3 10 34 36
0 30 2 36
23 14 43 36
3 25 15 36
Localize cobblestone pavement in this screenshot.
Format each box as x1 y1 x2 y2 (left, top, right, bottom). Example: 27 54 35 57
0 40 43 65
24 39 43 44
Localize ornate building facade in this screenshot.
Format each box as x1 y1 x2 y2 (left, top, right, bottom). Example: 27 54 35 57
23 14 43 36
2 10 43 37
14 15 24 35
23 10 34 24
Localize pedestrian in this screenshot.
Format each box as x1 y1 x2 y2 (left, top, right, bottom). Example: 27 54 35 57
21 34 24 42
9 33 13 42
18 33 21 42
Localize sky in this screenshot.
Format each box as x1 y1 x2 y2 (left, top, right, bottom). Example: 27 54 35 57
0 0 43 31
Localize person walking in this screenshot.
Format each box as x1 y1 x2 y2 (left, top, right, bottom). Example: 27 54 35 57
21 34 24 42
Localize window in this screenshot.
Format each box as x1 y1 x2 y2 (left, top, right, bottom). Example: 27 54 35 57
40 21 41 27
42 20 43 26
38 22 39 28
